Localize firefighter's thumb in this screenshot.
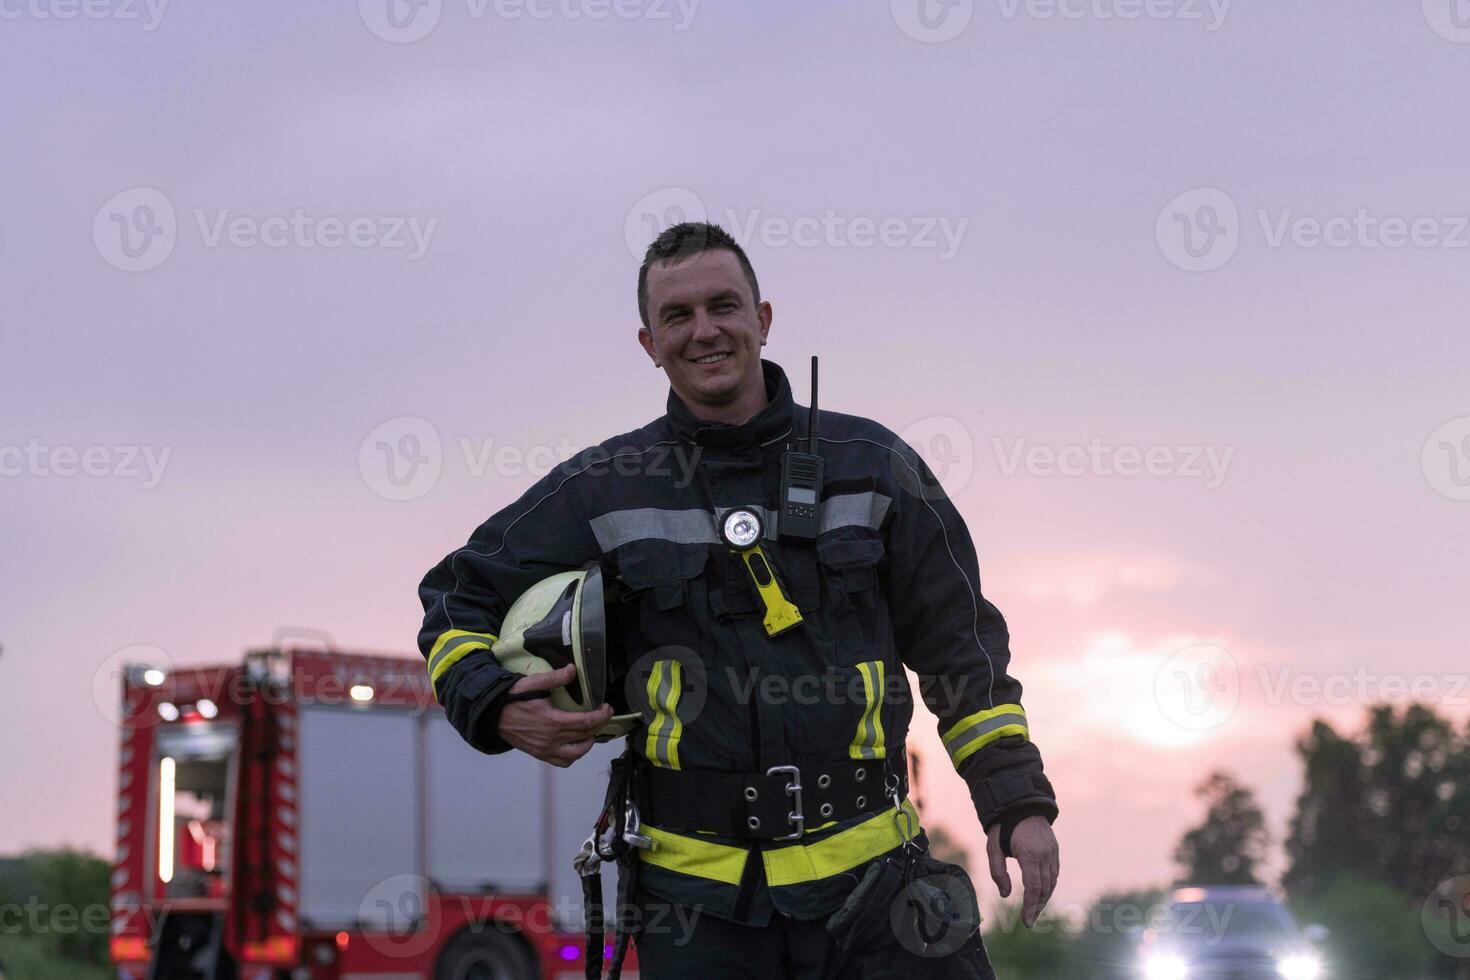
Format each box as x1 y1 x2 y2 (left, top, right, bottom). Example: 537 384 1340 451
512 663 577 693
987 830 1012 898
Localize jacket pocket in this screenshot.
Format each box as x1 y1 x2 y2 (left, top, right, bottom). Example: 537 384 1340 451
614 541 711 656
817 534 890 666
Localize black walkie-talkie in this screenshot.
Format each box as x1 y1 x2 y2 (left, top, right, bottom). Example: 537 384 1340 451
779 356 824 542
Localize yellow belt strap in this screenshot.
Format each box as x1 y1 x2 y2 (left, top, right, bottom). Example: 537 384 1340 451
762 800 918 888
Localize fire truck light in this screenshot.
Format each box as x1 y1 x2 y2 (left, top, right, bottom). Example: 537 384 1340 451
349 684 375 703
110 936 149 962
158 757 176 884
335 931 350 951
558 944 580 961
142 669 166 687
197 698 219 719
157 702 180 722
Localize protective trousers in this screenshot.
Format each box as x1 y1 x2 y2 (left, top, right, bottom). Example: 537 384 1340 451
632 896 998 980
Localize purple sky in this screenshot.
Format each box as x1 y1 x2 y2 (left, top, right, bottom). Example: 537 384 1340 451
3 0 1469 913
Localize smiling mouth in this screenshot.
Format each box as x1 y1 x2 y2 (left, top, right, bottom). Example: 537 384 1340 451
690 352 731 365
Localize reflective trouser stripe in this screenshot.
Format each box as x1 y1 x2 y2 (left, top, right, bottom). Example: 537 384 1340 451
942 704 1029 769
427 630 498 689
645 659 684 769
762 800 919 888
639 825 748 886
848 661 887 761
637 800 920 889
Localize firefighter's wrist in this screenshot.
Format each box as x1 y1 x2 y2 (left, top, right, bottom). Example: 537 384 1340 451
995 803 1056 858
439 654 520 754
967 767 1058 831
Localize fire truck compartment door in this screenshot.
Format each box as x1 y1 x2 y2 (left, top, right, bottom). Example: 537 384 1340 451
297 707 421 929
425 715 545 892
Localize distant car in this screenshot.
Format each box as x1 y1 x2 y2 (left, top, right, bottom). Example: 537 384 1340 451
1137 885 1328 980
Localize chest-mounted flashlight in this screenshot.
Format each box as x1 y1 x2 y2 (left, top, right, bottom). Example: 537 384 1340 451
719 508 803 637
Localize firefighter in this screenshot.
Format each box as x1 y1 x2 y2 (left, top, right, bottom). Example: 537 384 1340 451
418 222 1060 978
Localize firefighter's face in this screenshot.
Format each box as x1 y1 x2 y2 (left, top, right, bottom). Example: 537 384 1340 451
640 249 771 417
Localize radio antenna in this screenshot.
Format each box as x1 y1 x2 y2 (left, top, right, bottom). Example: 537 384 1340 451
808 355 819 453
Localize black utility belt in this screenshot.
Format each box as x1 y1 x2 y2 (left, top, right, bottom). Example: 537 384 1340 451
641 758 907 842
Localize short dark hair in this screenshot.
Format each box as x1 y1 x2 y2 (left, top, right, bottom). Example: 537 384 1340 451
637 221 761 329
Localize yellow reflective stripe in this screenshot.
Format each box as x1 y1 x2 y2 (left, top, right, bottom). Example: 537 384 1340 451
848 661 887 761
638 825 749 886
762 800 919 888
942 703 1029 769
427 630 498 688
644 660 684 770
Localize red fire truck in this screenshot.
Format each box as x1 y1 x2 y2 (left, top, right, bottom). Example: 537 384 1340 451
108 646 635 980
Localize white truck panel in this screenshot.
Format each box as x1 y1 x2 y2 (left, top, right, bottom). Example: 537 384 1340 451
296 706 421 930
424 714 546 893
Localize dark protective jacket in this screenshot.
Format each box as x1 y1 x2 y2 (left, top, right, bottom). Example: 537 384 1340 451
417 360 1057 925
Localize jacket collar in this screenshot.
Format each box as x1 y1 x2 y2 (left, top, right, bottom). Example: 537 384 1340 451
665 359 794 450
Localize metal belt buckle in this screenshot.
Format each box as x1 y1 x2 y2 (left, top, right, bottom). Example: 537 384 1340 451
766 764 805 841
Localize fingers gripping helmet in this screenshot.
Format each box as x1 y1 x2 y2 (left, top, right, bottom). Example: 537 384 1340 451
491 564 640 742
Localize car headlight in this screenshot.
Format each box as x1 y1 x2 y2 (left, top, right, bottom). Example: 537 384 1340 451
1277 953 1322 980
1144 953 1190 980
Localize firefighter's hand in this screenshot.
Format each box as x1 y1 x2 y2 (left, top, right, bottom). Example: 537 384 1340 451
986 816 1059 929
498 664 614 768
